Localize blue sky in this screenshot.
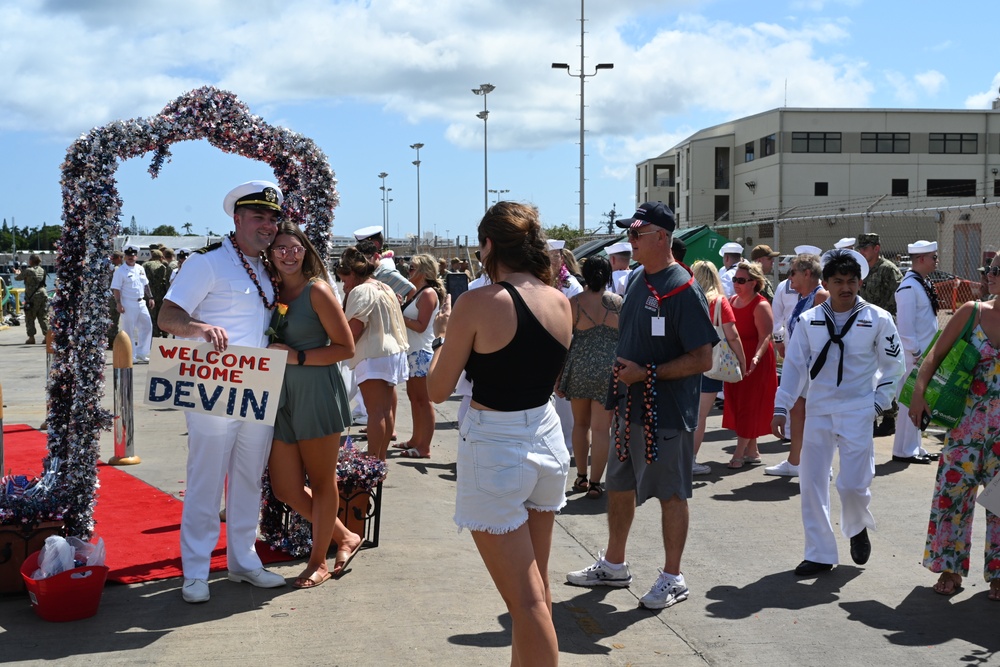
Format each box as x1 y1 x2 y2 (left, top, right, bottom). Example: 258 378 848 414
2 0 999 245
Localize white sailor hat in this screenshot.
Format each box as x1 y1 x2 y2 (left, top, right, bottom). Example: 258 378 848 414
719 242 744 257
794 244 822 256
821 248 869 281
834 237 856 249
176 247 192 257
223 180 283 217
547 239 566 251
353 225 383 241
605 242 632 255
907 240 938 255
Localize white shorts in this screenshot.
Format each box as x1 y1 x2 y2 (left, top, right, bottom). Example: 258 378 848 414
354 351 409 386
454 402 569 534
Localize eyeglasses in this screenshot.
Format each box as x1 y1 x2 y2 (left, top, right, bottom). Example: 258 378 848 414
272 245 306 258
627 228 660 240
980 266 1000 277
733 277 752 284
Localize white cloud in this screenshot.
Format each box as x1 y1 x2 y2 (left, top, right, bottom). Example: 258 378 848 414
964 72 1000 109
915 70 946 96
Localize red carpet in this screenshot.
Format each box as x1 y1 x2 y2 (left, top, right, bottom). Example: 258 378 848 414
3 424 293 584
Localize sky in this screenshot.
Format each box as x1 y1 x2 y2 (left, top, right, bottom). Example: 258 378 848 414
2 0 1000 246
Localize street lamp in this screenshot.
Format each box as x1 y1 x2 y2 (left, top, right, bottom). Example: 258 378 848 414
552 0 613 232
488 188 510 204
472 83 495 214
410 142 424 253
378 172 389 238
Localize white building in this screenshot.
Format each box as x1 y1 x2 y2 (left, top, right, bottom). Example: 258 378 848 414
636 100 1000 278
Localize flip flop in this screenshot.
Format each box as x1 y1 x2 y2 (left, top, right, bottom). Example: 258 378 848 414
293 570 332 589
727 458 745 469
391 441 411 450
399 447 430 459
333 542 363 577
932 573 962 596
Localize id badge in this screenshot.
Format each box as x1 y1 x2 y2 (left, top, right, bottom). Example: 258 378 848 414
651 317 665 337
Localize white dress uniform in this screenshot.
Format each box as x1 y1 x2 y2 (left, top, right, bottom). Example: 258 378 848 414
771 278 800 342
719 264 738 297
775 298 905 565
611 269 630 296
164 236 277 581
892 268 939 458
111 262 153 361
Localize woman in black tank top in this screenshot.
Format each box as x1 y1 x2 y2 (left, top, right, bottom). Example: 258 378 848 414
427 202 572 667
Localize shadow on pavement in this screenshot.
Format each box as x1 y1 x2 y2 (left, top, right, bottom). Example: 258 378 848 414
710 476 800 503
704 567 863 619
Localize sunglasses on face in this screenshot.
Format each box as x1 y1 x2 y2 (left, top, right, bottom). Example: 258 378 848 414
272 245 306 258
733 277 753 284
627 228 659 240
980 266 1000 277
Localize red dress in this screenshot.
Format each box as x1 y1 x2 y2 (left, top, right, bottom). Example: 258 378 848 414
722 293 777 438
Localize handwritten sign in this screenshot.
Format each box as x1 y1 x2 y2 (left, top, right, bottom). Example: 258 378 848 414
977 471 1000 516
144 341 287 424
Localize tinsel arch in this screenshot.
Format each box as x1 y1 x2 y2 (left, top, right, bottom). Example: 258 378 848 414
44 86 338 536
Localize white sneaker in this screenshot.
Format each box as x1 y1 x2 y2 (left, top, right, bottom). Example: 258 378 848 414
692 461 711 475
228 568 286 588
764 460 799 477
639 571 689 609
182 578 210 603
566 550 633 587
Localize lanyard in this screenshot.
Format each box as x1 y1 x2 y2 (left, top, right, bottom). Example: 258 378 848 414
643 266 694 314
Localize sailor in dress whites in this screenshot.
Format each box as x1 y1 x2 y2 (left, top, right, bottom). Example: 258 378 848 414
159 180 287 603
719 242 744 297
892 240 941 464
606 241 633 296
111 244 155 363
772 249 905 576
834 237 856 250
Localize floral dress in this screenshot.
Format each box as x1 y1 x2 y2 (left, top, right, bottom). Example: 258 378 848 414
923 322 1000 581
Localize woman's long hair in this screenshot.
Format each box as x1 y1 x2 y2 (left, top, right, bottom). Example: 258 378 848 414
581 255 612 293
337 246 376 279
409 253 446 302
692 260 723 302
272 221 329 282
477 201 551 284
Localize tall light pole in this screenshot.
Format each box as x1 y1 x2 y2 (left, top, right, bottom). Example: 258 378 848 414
378 172 389 238
488 188 510 204
553 0 613 232
472 83 495 214
410 142 424 253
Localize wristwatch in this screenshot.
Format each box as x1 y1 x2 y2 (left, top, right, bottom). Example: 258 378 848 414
298 350 306 366
431 337 445 351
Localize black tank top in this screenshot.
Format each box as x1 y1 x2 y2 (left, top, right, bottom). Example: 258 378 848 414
465 282 568 411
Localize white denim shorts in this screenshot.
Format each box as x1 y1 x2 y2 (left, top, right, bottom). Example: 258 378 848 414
454 401 570 534
354 351 409 386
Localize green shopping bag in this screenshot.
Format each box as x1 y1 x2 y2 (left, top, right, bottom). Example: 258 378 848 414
898 302 980 429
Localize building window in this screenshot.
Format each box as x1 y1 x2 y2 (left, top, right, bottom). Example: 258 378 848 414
995 179 1000 197
757 222 774 238
861 132 910 153
654 165 674 188
929 133 978 154
927 179 976 197
791 132 842 153
760 134 776 157
814 182 829 196
745 141 755 162
714 195 730 221
892 179 909 196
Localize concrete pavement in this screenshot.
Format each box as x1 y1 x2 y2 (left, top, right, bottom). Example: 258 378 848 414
1 324 997 666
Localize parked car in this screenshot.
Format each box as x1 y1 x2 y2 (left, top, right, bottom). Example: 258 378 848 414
928 269 983 312
776 255 796 278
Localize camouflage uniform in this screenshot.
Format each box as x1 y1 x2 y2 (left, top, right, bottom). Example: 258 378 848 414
15 263 48 340
860 256 903 317
761 279 775 304
143 259 172 337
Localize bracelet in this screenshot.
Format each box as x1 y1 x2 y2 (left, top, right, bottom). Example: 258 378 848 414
298 350 306 366
431 336 445 351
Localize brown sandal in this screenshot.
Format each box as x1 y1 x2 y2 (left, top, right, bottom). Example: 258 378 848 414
572 474 589 493
586 481 604 499
932 572 962 596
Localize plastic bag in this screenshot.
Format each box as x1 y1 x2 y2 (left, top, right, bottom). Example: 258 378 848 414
32 535 75 579
67 536 106 567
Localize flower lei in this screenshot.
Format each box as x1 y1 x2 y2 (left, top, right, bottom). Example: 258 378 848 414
559 263 571 289
229 232 280 310
612 363 659 463
31 86 338 537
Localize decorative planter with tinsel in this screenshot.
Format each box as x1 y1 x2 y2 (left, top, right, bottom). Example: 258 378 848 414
0 473 67 594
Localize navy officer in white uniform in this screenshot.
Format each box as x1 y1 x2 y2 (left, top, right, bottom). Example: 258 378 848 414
111 244 155 363
718 241 744 297
892 240 940 464
159 180 287 603
771 249 905 576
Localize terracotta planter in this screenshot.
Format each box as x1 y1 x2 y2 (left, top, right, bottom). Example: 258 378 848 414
0 521 64 594
337 482 382 548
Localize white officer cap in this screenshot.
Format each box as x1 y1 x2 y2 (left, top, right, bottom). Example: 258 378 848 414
353 225 383 241
907 240 938 255
821 248 870 281
223 180 283 217
547 240 566 251
794 244 822 256
835 237 856 249
605 242 632 255
123 244 139 254
719 242 744 257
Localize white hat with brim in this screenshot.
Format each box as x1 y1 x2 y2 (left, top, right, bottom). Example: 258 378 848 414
223 180 283 217
123 244 139 253
821 248 870 281
835 237 856 249
547 240 566 251
353 225 383 241
605 242 632 255
907 240 938 255
719 242 744 257
795 244 822 256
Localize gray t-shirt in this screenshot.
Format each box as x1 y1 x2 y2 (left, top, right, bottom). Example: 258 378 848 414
609 263 718 431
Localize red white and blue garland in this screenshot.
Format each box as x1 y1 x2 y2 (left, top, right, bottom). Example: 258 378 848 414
17 87 339 537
